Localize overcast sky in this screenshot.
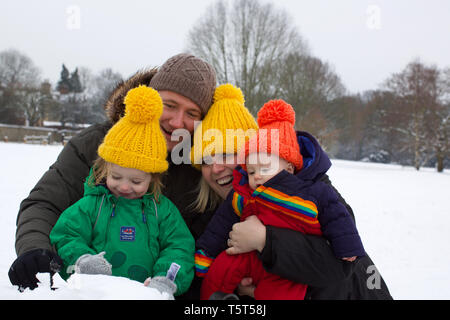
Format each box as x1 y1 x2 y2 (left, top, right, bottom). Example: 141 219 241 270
1 0 449 94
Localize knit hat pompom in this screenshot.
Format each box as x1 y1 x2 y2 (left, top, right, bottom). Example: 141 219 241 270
241 98 303 171
123 85 163 124
213 83 245 105
191 83 257 169
257 99 295 127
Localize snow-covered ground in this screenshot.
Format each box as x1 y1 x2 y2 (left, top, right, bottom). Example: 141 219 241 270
0 142 449 299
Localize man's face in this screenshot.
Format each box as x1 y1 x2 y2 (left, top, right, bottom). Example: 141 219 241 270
158 90 203 152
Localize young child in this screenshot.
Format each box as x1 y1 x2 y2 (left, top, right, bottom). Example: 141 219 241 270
50 85 195 299
195 99 366 300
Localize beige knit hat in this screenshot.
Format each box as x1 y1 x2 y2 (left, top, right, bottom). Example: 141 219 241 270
149 53 216 116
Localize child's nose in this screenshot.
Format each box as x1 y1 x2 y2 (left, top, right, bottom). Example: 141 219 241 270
119 183 131 192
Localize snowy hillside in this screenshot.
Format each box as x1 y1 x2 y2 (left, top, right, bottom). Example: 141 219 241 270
0 142 449 299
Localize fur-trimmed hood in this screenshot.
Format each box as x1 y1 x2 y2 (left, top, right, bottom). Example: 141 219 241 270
104 68 158 124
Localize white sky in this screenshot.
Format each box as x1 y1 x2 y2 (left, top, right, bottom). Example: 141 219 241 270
1 0 449 94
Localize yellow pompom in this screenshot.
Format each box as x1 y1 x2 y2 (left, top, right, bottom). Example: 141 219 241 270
124 85 163 123
213 83 245 104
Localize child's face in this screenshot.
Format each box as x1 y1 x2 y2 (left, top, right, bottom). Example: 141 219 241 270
246 153 294 190
106 163 152 199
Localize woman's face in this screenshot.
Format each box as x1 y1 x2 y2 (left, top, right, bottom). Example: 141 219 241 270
201 154 238 200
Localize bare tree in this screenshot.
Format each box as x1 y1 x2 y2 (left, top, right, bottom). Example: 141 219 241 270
0 49 41 89
90 68 123 122
0 49 42 124
186 0 308 113
18 81 54 127
361 90 401 163
384 59 449 171
278 53 346 124
430 68 450 172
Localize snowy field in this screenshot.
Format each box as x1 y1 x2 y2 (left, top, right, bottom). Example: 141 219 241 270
0 142 449 300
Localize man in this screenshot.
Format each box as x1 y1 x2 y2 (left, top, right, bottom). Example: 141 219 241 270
8 53 217 291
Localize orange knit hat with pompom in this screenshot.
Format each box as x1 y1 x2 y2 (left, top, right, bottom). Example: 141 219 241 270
242 99 303 171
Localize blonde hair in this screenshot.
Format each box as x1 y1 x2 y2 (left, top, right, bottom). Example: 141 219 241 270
88 157 164 201
190 176 223 214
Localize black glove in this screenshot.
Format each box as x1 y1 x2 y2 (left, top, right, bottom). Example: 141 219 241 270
8 248 63 291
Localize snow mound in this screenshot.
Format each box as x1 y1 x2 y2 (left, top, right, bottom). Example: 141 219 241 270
4 273 169 300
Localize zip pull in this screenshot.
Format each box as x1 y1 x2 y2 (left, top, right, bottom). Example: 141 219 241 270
141 202 147 223
111 203 116 217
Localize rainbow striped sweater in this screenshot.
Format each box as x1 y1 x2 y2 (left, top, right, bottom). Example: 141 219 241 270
195 166 366 277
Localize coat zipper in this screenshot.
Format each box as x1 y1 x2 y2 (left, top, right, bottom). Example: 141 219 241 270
141 202 147 223
141 201 154 262
111 203 116 217
104 201 116 246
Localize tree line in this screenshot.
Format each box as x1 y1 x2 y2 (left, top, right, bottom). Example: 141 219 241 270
0 0 448 171
0 48 122 128
186 0 449 171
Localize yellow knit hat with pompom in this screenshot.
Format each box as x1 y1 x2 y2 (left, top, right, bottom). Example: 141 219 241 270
98 85 168 173
191 83 258 168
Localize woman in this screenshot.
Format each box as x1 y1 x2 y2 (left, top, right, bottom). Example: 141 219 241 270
190 83 392 300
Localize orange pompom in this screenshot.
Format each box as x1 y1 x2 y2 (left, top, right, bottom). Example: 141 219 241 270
257 99 295 127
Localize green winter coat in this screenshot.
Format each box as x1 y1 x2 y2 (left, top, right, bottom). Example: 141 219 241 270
49 176 195 296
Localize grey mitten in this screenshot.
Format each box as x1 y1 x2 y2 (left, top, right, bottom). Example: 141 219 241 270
75 251 112 275
147 276 177 300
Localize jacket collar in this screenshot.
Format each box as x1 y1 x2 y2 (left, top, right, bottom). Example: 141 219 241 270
104 68 158 124
295 131 331 181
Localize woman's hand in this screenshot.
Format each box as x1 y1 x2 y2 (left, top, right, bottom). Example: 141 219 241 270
226 215 266 255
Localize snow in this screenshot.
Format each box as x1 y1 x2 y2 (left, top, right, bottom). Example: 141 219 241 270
1 142 449 299
2 273 169 300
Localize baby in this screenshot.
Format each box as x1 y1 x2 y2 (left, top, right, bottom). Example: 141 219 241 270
196 99 365 299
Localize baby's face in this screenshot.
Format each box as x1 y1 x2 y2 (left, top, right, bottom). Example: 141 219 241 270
246 153 294 190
